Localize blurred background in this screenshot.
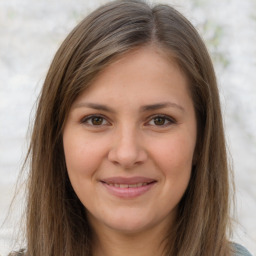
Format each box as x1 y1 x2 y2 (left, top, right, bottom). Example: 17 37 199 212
0 0 255 255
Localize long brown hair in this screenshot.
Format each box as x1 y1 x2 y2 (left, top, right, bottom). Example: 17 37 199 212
16 0 233 255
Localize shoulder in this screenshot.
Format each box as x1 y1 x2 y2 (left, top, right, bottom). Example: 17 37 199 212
232 243 253 256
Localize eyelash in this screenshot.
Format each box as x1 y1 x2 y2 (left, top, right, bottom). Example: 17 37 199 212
146 114 176 127
80 114 176 128
81 115 110 127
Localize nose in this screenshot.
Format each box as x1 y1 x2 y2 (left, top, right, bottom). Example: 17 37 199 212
108 125 148 169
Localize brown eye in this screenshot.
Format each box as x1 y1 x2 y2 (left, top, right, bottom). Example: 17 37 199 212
153 117 166 126
91 116 104 125
82 115 109 126
147 115 175 127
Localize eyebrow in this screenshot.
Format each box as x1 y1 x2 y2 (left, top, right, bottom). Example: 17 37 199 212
73 101 185 113
140 102 185 112
73 102 116 113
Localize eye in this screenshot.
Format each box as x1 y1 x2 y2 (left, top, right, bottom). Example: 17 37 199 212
81 115 110 126
147 115 176 127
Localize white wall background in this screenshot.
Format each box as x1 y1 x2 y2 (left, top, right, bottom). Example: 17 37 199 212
0 0 255 255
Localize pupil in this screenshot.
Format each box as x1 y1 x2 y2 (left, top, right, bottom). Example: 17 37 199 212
154 117 165 125
92 117 103 125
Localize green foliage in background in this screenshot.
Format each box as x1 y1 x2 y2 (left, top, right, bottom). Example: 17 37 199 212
201 20 230 68
189 0 230 69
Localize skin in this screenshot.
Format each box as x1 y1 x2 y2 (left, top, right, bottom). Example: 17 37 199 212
63 46 197 256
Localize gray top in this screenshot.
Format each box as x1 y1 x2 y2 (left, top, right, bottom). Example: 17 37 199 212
233 243 253 256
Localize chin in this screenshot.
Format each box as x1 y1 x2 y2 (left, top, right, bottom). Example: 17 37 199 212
88 210 155 235
104 211 161 235
106 220 152 234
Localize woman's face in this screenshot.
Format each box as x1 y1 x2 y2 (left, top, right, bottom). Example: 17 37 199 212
63 46 197 235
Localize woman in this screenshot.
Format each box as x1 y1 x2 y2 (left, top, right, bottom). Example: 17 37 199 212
9 0 253 255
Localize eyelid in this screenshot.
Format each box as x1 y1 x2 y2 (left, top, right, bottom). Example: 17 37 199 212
145 114 176 127
80 113 176 127
81 114 111 126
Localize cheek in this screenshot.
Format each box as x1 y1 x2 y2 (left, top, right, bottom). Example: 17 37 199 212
63 133 108 206
63 132 107 179
146 133 195 217
150 131 195 194
153 134 195 169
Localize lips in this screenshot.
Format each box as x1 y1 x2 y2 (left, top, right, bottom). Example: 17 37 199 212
106 183 150 188
101 176 156 184
100 176 157 198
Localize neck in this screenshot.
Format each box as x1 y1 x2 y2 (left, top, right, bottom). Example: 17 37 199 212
91 222 171 256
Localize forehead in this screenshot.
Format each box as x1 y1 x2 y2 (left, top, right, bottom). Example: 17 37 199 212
71 46 194 116
78 46 188 97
